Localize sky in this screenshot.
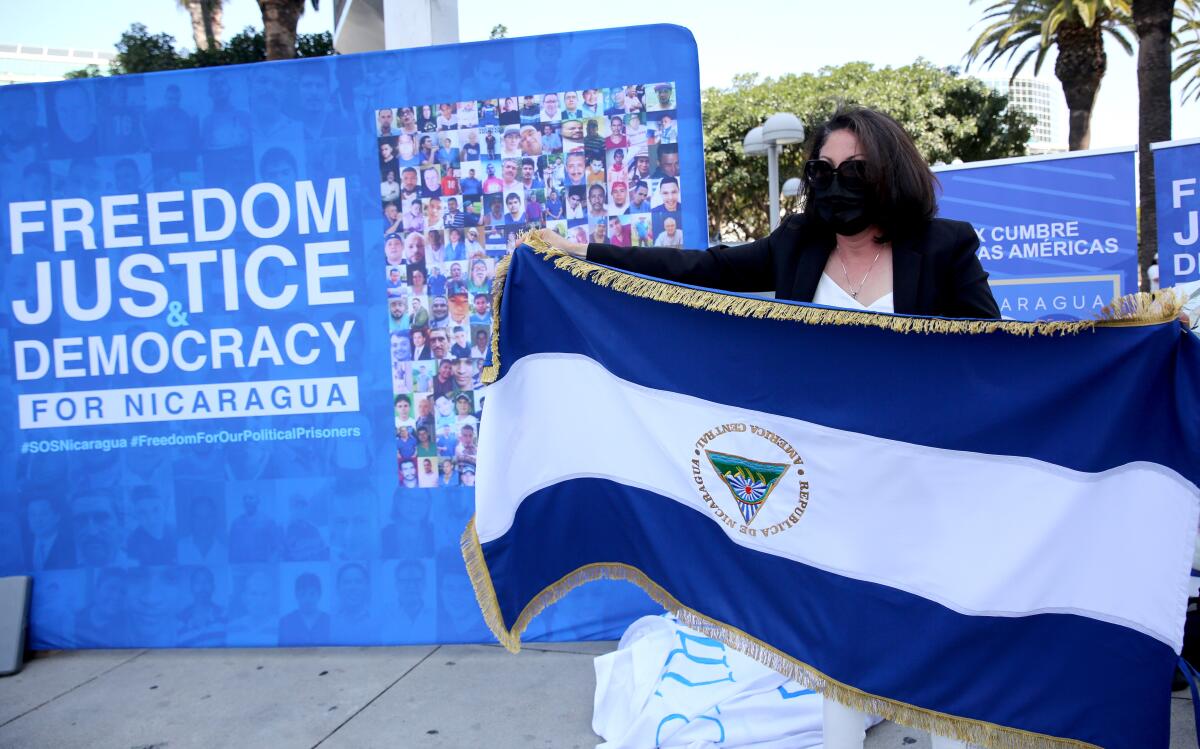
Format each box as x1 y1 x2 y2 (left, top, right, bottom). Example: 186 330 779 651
5 0 1199 150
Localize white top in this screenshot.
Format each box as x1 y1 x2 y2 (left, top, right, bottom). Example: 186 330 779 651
813 273 894 313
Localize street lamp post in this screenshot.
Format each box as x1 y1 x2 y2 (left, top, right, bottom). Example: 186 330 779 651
781 176 803 214
766 138 781 229
743 114 805 230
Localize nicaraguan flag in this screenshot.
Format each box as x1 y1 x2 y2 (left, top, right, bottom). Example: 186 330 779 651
463 239 1200 749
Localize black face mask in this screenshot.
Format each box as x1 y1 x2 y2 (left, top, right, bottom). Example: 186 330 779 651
811 180 873 236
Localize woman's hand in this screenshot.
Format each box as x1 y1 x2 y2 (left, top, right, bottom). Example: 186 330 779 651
535 228 587 258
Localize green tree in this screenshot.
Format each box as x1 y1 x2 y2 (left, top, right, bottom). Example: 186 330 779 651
490 24 508 39
108 23 186 75
966 0 1134 151
296 29 335 58
701 61 1034 241
1172 0 1200 100
64 65 104 79
69 23 333 77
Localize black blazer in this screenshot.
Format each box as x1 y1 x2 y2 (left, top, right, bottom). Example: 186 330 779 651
587 215 1001 319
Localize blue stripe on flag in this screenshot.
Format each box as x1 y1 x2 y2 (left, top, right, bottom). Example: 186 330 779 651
481 477 1174 749
493 250 1200 481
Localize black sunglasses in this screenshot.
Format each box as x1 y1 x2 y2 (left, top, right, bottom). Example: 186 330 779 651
802 159 869 191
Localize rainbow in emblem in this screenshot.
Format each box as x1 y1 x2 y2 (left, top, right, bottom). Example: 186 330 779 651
705 451 790 524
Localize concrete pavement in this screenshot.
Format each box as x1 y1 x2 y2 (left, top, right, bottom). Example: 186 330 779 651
1 644 1196 748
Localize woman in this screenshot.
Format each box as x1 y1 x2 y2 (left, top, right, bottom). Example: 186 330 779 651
409 266 428 298
418 104 437 133
540 107 998 320
537 106 998 749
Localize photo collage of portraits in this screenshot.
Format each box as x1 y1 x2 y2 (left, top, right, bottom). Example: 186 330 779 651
376 82 684 489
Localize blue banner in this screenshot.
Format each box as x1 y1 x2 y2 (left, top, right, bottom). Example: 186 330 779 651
1152 139 1200 328
0 24 703 648
1153 138 1200 289
934 149 1137 321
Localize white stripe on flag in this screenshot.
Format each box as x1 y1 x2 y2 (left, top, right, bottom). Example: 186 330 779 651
477 353 1199 648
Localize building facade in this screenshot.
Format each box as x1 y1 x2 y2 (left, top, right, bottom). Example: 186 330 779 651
334 0 459 53
984 77 1065 155
0 44 113 86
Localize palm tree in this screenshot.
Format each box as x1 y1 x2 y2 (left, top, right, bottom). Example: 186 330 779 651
1173 1 1200 101
258 0 318 61
966 0 1134 151
177 0 225 51
1133 0 1175 289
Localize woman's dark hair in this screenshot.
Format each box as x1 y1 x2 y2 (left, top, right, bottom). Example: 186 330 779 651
801 106 938 242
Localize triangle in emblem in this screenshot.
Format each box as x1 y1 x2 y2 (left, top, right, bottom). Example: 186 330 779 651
705 450 790 525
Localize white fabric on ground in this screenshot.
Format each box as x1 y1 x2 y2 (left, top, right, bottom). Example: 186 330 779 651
593 614 876 748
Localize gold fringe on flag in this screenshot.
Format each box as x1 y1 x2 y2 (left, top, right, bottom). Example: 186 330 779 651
480 252 511 384
479 232 1184 382
1096 287 1186 326
461 518 1099 749
525 231 1182 332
